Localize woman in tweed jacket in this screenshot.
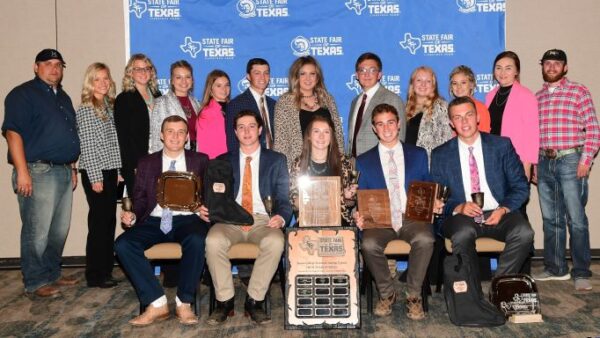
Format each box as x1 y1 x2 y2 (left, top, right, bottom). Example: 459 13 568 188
404 66 453 160
149 60 201 153
76 63 122 288
273 56 344 169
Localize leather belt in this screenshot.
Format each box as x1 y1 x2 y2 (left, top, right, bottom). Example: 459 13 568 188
539 146 582 160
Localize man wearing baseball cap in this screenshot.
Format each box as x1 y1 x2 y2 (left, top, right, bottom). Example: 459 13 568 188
534 49 600 291
2 49 80 298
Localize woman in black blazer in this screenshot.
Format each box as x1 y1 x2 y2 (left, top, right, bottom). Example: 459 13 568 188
114 54 161 197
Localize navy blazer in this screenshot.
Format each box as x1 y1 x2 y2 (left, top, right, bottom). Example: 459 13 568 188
430 133 528 216
218 147 292 223
357 142 431 190
133 150 209 224
225 89 276 152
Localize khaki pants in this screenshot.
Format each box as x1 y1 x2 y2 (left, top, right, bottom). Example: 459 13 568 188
206 214 284 301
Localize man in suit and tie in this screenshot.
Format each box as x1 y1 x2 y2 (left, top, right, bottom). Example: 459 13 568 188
348 52 406 157
225 58 276 152
202 110 292 326
115 115 210 326
354 103 437 320
430 96 534 280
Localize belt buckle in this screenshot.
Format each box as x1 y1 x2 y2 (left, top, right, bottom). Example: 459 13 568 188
544 149 557 159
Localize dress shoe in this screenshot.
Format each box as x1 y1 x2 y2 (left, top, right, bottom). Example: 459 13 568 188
27 285 61 299
206 297 234 326
244 295 271 325
54 275 79 286
129 304 169 326
87 279 118 288
176 303 198 325
374 292 396 317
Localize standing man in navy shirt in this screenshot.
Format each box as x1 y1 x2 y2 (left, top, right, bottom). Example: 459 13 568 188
2 49 80 298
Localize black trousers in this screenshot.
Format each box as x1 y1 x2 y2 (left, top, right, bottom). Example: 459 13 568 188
82 169 118 283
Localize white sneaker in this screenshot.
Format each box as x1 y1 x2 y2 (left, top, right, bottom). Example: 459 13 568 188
574 278 592 291
533 271 570 281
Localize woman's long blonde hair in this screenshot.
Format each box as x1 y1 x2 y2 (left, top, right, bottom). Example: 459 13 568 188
81 62 116 121
405 66 441 119
287 56 328 108
121 53 159 94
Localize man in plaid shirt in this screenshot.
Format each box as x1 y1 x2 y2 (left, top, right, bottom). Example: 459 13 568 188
534 49 600 291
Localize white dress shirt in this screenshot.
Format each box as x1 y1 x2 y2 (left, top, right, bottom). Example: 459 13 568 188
377 141 407 213
350 83 380 136
457 135 499 211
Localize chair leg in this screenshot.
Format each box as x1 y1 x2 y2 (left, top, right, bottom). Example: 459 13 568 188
265 288 271 316
208 270 216 315
364 266 373 315
278 259 286 297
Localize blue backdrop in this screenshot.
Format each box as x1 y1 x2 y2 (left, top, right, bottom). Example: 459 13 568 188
127 0 505 141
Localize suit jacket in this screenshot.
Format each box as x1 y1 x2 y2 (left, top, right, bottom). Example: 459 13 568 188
225 89 276 152
347 85 406 156
356 142 431 191
149 91 201 153
485 81 539 164
218 148 293 223
133 150 209 224
114 89 161 171
430 133 529 216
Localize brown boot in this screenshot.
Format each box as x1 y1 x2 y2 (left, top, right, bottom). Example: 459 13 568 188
28 285 61 298
406 296 425 320
54 275 79 286
129 304 169 326
176 303 198 325
374 292 396 317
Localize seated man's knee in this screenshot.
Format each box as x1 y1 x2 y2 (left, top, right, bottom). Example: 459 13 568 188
260 230 284 253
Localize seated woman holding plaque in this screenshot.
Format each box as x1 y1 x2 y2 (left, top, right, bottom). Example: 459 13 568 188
289 115 357 227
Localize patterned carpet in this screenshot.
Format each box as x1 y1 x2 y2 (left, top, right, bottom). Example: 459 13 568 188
0 260 598 338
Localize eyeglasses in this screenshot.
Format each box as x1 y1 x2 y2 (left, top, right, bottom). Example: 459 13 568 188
132 67 152 73
357 67 379 75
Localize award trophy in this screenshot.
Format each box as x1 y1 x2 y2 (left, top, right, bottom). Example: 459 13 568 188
471 192 484 224
121 197 133 229
263 195 273 218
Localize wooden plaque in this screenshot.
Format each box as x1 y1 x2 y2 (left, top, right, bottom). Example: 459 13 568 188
357 189 392 229
405 181 439 224
156 171 201 212
298 176 342 227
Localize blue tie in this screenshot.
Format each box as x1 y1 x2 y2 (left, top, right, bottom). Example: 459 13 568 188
160 160 177 234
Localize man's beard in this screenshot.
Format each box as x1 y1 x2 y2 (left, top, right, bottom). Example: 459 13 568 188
543 70 566 83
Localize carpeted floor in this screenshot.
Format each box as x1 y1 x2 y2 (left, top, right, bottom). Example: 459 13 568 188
0 260 598 338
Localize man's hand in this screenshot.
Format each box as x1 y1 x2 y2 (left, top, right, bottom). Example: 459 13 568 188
577 163 591 178
433 198 445 215
15 170 33 197
454 202 483 218
267 215 285 228
92 181 103 193
121 211 136 227
531 165 538 185
197 205 210 223
353 211 364 230
484 207 508 226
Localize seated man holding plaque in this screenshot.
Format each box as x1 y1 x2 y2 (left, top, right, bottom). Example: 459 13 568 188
354 103 438 320
114 115 209 326
430 97 534 279
201 110 292 326
289 115 357 226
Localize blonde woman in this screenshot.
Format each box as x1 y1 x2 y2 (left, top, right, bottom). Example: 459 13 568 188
114 54 161 196
273 56 344 169
195 69 231 158
76 63 122 288
449 65 491 132
404 66 453 159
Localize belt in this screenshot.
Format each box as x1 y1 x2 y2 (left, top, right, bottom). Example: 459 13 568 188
30 160 71 166
539 146 582 160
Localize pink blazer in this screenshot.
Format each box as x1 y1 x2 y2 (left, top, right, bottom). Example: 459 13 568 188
195 99 227 159
486 81 539 164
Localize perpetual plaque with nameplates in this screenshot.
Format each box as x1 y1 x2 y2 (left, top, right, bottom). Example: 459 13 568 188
298 176 341 227
405 181 440 224
357 189 392 229
156 171 202 212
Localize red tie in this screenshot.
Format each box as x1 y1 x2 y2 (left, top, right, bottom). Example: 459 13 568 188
352 93 367 157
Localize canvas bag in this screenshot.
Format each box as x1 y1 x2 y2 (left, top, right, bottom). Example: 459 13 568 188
443 253 505 327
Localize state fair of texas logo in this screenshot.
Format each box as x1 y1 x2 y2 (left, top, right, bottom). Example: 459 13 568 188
290 36 311 57
345 0 367 15
180 37 202 58
399 33 421 55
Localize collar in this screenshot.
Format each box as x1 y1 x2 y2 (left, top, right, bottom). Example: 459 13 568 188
34 76 61 92
162 150 185 162
363 82 380 97
543 76 569 90
458 133 481 151
239 146 261 161
378 140 402 154
249 87 266 103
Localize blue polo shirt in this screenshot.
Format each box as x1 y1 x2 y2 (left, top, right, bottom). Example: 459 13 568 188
2 77 80 164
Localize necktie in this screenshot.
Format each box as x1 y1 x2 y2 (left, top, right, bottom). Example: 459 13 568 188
241 156 253 232
160 160 177 234
260 96 273 149
352 93 367 157
468 147 480 193
388 150 403 232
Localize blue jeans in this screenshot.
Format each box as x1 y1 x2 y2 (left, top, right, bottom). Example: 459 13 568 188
13 163 73 292
537 152 591 278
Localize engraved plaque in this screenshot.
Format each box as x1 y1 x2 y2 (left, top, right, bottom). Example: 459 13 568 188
357 189 392 229
298 176 341 227
405 181 440 224
156 171 201 212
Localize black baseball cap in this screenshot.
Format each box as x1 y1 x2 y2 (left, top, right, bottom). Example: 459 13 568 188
35 49 66 66
540 49 567 64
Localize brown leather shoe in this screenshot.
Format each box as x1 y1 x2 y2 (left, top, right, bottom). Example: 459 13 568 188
29 285 61 298
374 292 396 317
406 296 425 320
175 303 198 325
55 275 79 286
129 304 169 326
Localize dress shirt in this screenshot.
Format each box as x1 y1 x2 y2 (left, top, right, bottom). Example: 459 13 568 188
350 83 381 133
249 87 272 137
377 141 407 213
150 151 194 217
457 135 499 211
235 147 267 215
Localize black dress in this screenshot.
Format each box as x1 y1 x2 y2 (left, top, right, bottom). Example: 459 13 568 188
299 107 332 136
405 112 424 146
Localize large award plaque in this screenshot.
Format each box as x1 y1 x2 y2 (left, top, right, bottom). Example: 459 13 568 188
490 274 543 323
285 227 360 329
357 189 392 229
156 171 202 212
298 176 341 227
405 181 439 224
